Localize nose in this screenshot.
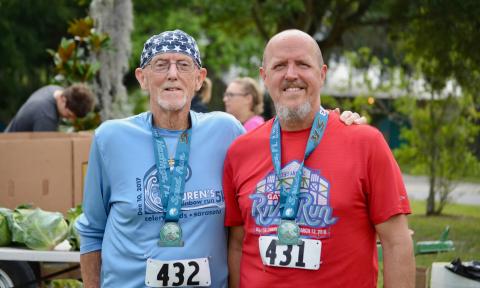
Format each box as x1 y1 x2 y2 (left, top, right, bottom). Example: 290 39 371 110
285 63 298 80
166 62 179 80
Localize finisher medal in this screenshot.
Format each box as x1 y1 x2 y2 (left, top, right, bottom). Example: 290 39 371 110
152 124 192 247
270 109 329 247
277 220 301 245
158 222 184 247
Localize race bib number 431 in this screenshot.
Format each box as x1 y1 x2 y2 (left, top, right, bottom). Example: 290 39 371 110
259 236 321 270
145 258 211 287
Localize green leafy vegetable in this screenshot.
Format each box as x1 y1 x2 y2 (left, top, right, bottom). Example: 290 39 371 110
66 205 82 251
0 208 12 246
10 208 69 250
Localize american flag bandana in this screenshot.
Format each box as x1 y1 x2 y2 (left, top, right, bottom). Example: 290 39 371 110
140 29 202 69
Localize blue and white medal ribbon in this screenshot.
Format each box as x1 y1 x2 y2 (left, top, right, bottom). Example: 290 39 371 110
152 125 192 247
270 108 328 244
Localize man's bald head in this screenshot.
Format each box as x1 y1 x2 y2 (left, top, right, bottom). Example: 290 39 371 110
262 29 324 68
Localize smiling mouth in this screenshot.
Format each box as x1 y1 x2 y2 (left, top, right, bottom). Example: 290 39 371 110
283 87 304 92
165 87 182 91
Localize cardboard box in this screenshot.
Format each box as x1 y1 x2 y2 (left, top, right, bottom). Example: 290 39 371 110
0 132 92 214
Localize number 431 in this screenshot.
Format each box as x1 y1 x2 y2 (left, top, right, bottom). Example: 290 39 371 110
265 240 306 267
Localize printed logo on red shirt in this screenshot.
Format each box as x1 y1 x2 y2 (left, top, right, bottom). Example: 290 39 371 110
250 161 338 239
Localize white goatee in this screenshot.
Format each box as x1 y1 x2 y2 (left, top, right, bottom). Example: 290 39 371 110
275 101 312 123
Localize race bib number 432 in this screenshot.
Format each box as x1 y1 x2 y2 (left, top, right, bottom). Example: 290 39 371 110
145 258 211 287
259 236 321 270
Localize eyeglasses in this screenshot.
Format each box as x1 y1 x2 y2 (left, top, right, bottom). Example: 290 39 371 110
223 92 248 99
147 60 195 73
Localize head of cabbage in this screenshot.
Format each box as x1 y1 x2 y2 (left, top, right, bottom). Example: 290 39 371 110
0 208 12 246
9 208 68 250
66 205 82 251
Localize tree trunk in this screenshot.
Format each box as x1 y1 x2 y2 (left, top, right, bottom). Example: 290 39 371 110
426 168 436 215
89 0 133 120
426 94 438 215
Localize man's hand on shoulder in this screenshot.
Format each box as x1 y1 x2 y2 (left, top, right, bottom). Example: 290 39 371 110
333 108 367 125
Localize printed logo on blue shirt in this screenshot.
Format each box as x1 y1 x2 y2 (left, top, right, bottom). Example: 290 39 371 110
250 161 338 239
141 165 224 216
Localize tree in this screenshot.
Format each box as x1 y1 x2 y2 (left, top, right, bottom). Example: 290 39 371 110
390 0 480 215
89 0 133 120
392 0 480 103
48 16 109 85
395 90 479 215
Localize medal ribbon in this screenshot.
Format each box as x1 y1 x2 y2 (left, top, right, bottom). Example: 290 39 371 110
270 107 328 220
152 125 192 222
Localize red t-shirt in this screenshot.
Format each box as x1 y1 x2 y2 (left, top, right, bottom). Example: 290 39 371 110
223 113 411 288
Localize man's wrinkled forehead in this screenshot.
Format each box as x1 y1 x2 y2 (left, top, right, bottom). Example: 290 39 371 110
150 53 195 63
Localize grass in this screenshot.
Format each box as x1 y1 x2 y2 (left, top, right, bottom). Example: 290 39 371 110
410 200 480 266
377 200 480 287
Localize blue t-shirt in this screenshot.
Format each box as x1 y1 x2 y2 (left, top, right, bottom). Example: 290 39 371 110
76 111 244 287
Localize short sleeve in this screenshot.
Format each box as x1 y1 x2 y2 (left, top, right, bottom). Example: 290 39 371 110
367 131 411 225
223 150 244 226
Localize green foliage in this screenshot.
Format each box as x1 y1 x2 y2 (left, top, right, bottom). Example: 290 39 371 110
48 279 83 288
66 111 102 132
66 205 83 251
129 88 149 115
394 0 480 101
48 16 109 85
328 47 409 123
394 93 480 214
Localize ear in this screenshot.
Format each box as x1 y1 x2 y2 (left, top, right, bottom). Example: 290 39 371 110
319 64 328 87
195 68 207 91
60 94 67 105
246 93 255 110
259 67 266 82
246 93 254 104
135 68 148 90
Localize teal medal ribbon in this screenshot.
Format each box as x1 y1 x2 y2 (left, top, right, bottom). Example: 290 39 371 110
270 108 328 245
151 123 192 247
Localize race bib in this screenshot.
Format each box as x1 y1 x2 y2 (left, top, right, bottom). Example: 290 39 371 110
145 257 211 287
259 236 321 270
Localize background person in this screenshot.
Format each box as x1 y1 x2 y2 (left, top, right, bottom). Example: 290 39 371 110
223 77 265 132
224 29 415 288
4 83 94 132
190 77 212 113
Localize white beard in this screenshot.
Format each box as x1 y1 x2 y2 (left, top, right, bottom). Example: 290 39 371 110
275 101 312 123
155 93 188 111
